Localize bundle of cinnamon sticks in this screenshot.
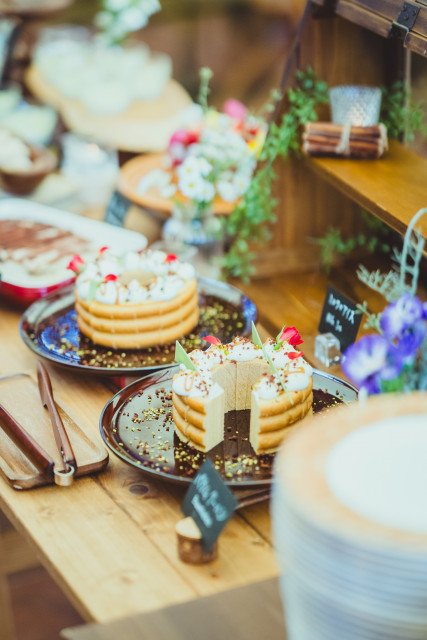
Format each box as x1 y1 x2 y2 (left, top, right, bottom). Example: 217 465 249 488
302 122 388 159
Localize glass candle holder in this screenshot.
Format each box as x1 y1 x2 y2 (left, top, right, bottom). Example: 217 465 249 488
329 86 382 127
61 133 119 207
314 332 341 367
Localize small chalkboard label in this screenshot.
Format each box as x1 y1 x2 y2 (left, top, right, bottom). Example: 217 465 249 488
104 190 131 227
181 459 238 552
318 284 362 353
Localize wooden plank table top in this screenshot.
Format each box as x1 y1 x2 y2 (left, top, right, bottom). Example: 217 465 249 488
0 252 401 627
0 298 278 625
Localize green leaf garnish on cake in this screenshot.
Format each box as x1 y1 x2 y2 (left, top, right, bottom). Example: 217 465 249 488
251 322 294 404
87 280 101 303
274 325 285 350
175 341 198 372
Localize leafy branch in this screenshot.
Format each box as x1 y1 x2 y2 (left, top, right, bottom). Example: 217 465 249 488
222 68 329 281
380 80 427 142
309 210 392 274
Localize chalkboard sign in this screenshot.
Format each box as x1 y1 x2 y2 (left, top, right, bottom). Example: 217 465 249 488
104 190 131 227
181 459 238 552
318 284 362 353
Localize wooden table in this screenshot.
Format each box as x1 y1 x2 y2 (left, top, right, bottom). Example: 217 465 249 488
61 577 286 640
0 246 391 635
0 298 279 630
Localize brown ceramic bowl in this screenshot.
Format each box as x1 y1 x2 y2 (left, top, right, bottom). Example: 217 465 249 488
0 144 58 195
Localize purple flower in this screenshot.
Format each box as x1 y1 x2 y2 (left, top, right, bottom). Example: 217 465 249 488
398 320 426 361
342 334 404 395
380 293 424 339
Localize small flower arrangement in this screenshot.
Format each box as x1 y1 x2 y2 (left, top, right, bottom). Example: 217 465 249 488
341 208 427 395
95 0 161 46
137 68 267 216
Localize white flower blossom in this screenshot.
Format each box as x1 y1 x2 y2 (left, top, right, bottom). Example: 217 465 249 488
217 180 239 202
105 0 129 11
137 169 176 198
117 7 149 31
177 156 212 182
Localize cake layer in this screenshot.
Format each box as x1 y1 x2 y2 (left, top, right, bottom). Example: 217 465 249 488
75 291 198 333
172 392 205 430
173 408 206 451
256 380 313 418
256 409 314 454
76 278 197 319
77 306 199 349
257 392 313 434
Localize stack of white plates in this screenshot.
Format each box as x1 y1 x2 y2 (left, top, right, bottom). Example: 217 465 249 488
272 392 427 640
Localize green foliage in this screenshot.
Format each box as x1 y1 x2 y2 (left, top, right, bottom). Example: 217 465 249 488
198 67 213 114
222 68 329 281
310 210 392 274
380 81 427 142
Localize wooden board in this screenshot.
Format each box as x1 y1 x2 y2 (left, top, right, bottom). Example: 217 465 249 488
306 140 427 238
25 65 194 153
0 372 108 490
61 577 286 640
118 153 234 217
0 0 72 15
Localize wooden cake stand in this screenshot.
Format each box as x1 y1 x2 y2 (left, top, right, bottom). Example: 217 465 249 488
25 64 194 153
0 0 73 15
118 153 235 217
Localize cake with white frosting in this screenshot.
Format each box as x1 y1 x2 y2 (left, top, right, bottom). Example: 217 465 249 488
72 247 199 349
172 333 313 454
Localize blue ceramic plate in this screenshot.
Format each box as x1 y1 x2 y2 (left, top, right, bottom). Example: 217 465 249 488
19 277 257 376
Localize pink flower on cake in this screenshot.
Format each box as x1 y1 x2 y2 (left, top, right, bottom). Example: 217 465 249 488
99 246 109 253
280 326 303 346
164 254 178 263
67 255 85 273
104 274 117 282
203 336 222 346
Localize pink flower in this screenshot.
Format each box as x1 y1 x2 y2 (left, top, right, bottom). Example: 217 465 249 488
203 336 222 346
223 99 247 121
99 246 109 253
280 326 303 346
66 255 85 273
104 274 117 282
169 130 189 146
164 254 178 263
288 351 303 360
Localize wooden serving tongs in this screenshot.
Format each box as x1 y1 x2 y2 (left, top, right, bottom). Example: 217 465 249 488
0 362 76 487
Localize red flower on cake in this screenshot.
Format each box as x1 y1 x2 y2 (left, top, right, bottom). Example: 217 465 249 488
164 254 178 263
104 274 118 282
203 336 222 346
99 246 109 253
280 326 303 346
288 351 303 360
66 255 85 273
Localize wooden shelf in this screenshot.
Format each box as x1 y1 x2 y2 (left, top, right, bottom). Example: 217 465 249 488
305 140 427 238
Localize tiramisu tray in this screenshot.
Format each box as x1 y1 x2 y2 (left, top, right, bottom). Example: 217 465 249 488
0 199 147 305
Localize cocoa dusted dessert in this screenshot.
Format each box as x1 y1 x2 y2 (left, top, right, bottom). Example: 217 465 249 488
0 218 91 283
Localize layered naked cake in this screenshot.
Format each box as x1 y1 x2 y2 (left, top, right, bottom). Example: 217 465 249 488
172 332 313 455
71 247 199 349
